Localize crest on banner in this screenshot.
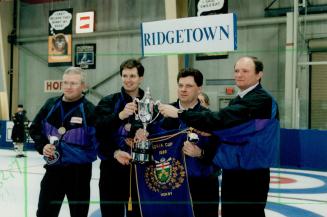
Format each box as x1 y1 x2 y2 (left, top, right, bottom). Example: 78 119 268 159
145 157 186 192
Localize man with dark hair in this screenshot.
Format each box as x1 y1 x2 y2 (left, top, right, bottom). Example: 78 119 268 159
159 57 280 217
136 67 219 217
95 58 145 217
11 104 28 157
119 58 144 77
177 68 203 86
29 67 97 217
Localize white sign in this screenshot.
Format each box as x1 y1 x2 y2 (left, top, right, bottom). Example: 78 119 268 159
49 10 72 33
44 80 63 92
197 0 225 16
76 11 95 34
141 13 237 56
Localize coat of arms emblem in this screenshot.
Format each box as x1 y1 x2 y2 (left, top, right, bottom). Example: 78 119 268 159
145 157 186 192
155 158 172 184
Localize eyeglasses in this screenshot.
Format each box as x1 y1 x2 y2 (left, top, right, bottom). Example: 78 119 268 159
62 81 81 88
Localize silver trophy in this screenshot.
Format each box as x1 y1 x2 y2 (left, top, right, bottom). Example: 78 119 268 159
44 136 60 165
132 87 160 163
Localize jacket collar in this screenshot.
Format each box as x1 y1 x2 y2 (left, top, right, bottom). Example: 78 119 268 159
176 99 202 111
120 87 145 102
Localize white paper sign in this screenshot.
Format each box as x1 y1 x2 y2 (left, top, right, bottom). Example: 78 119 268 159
44 80 63 92
76 11 95 34
197 0 225 16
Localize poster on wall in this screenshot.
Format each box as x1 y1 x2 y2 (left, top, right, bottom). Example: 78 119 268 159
195 0 229 60
76 11 95 34
75 44 96 69
48 8 73 67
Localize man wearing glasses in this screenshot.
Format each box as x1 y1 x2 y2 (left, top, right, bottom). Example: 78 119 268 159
29 67 97 217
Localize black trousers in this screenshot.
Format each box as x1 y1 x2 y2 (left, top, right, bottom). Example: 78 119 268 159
221 168 270 217
36 163 92 217
99 160 141 217
189 176 219 217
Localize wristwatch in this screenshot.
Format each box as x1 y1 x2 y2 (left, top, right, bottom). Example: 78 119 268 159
177 109 184 114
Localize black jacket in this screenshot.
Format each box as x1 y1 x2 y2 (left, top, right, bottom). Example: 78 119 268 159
11 110 28 143
29 95 96 155
154 100 218 169
179 84 279 131
95 87 144 159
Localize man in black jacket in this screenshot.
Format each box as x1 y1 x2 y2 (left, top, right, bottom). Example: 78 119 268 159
162 68 219 217
29 67 97 217
135 68 219 217
11 104 28 157
159 57 280 217
95 59 145 217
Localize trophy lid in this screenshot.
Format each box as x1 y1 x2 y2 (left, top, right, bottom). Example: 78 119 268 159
143 87 152 101
145 86 150 95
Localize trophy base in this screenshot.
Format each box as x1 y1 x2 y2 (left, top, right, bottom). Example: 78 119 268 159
44 151 60 165
131 152 152 164
131 140 152 164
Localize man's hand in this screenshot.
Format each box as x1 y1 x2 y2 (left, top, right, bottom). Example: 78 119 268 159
134 128 149 143
43 144 56 158
114 150 132 165
158 104 179 118
119 102 137 120
182 141 202 158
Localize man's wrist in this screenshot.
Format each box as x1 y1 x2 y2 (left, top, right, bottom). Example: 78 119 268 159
113 150 120 159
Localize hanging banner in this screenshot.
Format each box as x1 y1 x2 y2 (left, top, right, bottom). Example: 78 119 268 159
136 129 194 217
48 8 73 67
141 13 237 56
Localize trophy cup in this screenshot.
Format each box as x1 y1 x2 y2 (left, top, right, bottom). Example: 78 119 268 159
44 136 61 165
132 87 160 163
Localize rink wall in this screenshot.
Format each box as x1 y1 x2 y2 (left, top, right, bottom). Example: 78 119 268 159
0 120 34 150
280 128 327 171
1 120 326 170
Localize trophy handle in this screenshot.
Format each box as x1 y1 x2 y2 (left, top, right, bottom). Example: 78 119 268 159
149 100 161 124
187 132 199 144
133 98 140 120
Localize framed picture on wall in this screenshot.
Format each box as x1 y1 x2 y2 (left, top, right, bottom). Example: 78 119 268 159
75 43 96 69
